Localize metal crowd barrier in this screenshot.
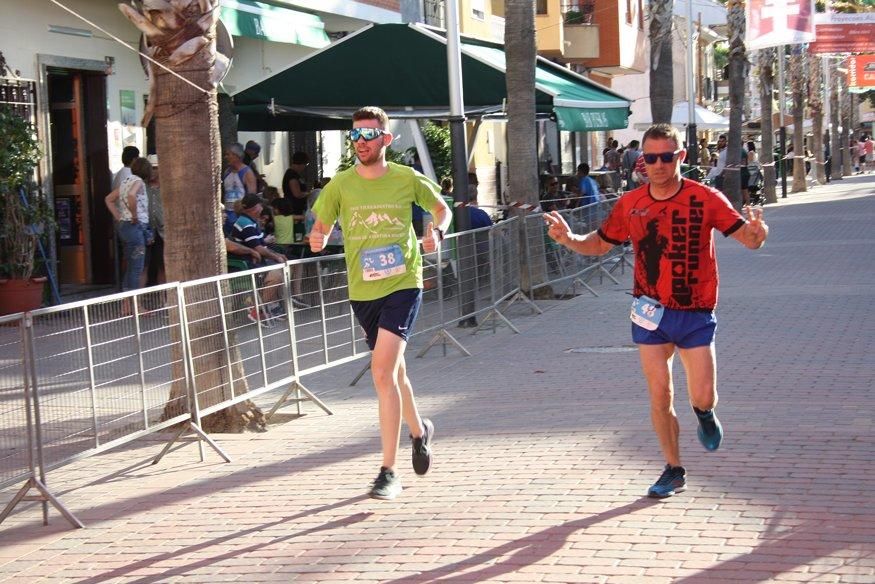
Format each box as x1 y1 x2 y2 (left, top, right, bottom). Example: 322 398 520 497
524 198 631 299
1 208 631 529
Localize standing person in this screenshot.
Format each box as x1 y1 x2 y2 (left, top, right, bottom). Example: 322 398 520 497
243 140 267 193
309 106 451 500
622 140 641 190
543 123 769 499
282 151 311 216
706 134 728 190
604 139 622 192
864 135 874 174
105 157 153 292
223 143 257 214
745 141 761 202
145 160 165 288
112 145 140 191
632 150 650 186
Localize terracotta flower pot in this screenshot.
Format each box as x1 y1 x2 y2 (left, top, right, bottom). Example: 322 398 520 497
0 277 47 316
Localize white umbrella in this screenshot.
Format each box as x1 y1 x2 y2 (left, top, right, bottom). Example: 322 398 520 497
633 102 730 131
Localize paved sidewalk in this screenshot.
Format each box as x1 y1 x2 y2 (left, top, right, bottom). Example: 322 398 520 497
1 176 873 583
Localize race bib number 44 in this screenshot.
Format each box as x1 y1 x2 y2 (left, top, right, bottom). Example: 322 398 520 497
361 244 407 281
630 295 664 331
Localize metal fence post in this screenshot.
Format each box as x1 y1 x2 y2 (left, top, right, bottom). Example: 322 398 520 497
0 314 83 528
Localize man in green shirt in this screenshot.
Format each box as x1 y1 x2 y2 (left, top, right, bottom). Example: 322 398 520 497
310 106 451 500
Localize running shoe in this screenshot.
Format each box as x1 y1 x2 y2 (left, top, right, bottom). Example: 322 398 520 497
369 467 402 500
694 408 724 451
411 418 434 476
647 464 687 498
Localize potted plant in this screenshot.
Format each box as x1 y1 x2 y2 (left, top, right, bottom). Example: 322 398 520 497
0 106 55 315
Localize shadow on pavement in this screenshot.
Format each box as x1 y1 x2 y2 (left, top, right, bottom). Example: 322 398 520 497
384 497 660 583
74 494 371 584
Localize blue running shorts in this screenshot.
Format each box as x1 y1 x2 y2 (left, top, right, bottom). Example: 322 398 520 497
632 307 717 349
351 288 423 350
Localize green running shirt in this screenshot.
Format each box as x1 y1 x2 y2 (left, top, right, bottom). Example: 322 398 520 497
313 162 446 301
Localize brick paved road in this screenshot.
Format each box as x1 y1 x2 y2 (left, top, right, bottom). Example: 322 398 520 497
1 176 873 583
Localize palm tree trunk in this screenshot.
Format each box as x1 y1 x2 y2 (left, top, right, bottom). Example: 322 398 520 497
121 1 265 433
789 47 807 192
758 49 778 204
724 0 745 209
808 57 826 185
649 0 674 124
505 0 549 297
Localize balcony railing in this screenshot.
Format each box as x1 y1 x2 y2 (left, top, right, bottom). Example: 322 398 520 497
562 0 595 25
424 0 445 29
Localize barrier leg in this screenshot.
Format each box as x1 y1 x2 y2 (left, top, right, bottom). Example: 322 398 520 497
572 276 600 297
350 361 371 386
151 421 231 465
0 478 84 529
473 308 520 335
503 291 543 314
608 248 634 275
417 329 471 358
265 381 333 421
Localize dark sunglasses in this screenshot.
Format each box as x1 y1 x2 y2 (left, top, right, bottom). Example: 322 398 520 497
347 128 386 142
642 150 681 164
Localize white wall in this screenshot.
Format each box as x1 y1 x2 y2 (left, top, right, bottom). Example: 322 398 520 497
1 0 328 178
2 0 151 161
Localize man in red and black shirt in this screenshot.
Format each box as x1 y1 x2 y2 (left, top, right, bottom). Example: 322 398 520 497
544 124 768 499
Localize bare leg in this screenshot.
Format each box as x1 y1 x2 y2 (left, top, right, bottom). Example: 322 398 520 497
370 329 406 470
638 343 681 467
677 344 718 412
291 263 304 296
397 356 424 438
262 271 282 304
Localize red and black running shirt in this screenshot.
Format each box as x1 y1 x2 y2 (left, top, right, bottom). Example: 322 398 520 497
597 180 745 311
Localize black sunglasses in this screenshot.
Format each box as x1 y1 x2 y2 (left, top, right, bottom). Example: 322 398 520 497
347 128 386 142
642 150 681 164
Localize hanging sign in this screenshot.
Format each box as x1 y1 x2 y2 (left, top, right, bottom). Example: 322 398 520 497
847 55 875 89
809 13 875 55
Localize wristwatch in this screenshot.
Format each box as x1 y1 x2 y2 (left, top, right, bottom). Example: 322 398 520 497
433 227 444 242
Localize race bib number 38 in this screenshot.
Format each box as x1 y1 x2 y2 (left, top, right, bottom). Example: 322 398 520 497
361 244 407 281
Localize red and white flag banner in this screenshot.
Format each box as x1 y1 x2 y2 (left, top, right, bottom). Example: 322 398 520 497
746 0 816 51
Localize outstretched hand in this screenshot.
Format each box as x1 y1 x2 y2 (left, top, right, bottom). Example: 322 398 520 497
543 211 573 246
743 205 768 249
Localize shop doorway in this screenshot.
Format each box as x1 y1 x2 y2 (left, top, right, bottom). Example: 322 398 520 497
45 66 112 287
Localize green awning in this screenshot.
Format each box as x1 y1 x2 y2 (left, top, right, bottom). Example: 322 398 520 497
461 43 630 131
219 0 329 48
233 23 630 131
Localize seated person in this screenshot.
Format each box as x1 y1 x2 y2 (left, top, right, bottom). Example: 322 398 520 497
225 238 261 269
540 176 563 211
230 194 289 321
